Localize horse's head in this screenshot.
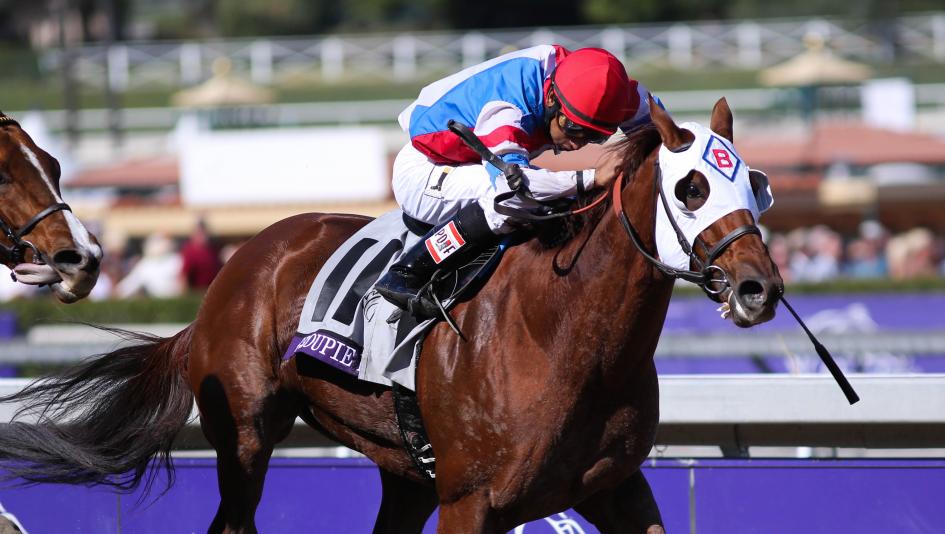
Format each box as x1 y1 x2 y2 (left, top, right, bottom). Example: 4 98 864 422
645 97 782 327
0 113 101 303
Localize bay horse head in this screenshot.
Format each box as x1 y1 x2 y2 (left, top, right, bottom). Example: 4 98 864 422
0 112 101 303
616 96 782 327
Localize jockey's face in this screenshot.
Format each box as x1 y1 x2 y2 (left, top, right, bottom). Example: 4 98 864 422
549 112 588 152
545 93 610 152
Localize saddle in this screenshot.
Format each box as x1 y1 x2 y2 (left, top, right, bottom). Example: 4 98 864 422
284 209 505 480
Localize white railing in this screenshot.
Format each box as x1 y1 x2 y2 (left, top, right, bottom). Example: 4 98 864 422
40 13 945 93
1 375 943 453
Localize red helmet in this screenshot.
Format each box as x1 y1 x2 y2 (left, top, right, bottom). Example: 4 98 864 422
550 48 636 135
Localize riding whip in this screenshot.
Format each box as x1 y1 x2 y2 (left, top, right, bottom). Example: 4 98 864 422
781 296 860 405
447 120 525 191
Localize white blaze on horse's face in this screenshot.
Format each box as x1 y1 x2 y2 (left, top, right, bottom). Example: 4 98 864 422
19 146 102 262
15 144 102 302
654 122 774 270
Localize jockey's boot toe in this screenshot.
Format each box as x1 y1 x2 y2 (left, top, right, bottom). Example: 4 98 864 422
375 268 424 309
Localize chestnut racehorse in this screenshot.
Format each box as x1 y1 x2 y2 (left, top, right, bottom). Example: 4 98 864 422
0 99 781 533
0 112 101 302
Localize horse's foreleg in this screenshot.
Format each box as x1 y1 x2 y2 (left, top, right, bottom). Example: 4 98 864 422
574 470 665 534
372 468 438 534
436 493 504 534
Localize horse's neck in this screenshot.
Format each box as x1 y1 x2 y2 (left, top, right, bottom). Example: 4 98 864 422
508 156 675 374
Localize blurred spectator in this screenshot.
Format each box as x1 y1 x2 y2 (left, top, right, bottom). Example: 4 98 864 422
767 234 792 282
790 225 842 282
845 238 887 278
180 219 222 291
114 232 183 298
845 220 889 279
887 228 938 280
760 222 941 283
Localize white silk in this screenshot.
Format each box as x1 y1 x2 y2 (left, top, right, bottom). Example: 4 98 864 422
654 122 770 270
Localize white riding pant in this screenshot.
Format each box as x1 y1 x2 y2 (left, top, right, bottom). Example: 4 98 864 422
392 143 596 234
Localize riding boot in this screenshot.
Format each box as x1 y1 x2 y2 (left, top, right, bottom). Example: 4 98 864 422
375 202 497 314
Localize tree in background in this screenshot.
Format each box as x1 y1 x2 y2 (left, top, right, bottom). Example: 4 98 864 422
582 0 945 24
216 0 336 37
4 0 945 46
443 0 584 30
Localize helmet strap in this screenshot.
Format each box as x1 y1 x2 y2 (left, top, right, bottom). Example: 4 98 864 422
544 91 562 155
544 80 561 129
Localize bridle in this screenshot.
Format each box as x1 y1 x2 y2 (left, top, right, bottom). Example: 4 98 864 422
445 119 859 404
611 158 761 296
0 113 73 268
0 203 74 266
610 150 859 405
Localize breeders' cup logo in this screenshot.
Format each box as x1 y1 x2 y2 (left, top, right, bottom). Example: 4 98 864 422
513 512 588 534
425 221 466 264
702 136 740 182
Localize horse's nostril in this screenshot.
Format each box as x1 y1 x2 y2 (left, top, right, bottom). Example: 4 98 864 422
737 279 766 307
53 249 84 266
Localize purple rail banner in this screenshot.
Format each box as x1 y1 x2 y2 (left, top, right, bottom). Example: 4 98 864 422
1 458 943 533
658 292 945 375
664 292 945 333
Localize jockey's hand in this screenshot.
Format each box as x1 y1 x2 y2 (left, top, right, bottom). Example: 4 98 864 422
592 149 623 189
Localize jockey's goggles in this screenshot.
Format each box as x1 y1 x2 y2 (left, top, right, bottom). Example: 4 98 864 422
558 113 610 144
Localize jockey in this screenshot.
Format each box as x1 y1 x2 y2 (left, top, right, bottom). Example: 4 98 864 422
375 45 654 311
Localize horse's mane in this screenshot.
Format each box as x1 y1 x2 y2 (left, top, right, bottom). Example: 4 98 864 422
533 124 662 249
0 111 18 127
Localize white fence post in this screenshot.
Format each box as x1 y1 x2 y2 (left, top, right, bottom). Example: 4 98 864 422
180 43 202 85
462 32 486 68
106 44 128 92
321 37 344 81
668 24 692 68
393 35 416 81
737 22 762 68
933 15 945 62
601 27 626 63
250 40 273 85
530 29 556 48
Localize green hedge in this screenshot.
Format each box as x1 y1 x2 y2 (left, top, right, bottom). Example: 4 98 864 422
1 278 943 332
0 294 203 331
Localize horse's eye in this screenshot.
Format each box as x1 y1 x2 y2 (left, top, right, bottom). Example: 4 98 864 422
0 172 10 185
687 183 702 199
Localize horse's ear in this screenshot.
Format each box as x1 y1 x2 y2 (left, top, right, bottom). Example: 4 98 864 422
648 94 693 151
710 97 734 142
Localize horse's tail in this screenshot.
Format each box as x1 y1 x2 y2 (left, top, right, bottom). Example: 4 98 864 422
0 325 194 493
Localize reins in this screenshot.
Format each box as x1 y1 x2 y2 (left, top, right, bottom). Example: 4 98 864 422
446 121 858 404
610 156 858 405
611 160 761 293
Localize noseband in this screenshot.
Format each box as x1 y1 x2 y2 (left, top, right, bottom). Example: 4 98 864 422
612 159 760 294
0 203 73 267
0 113 74 269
